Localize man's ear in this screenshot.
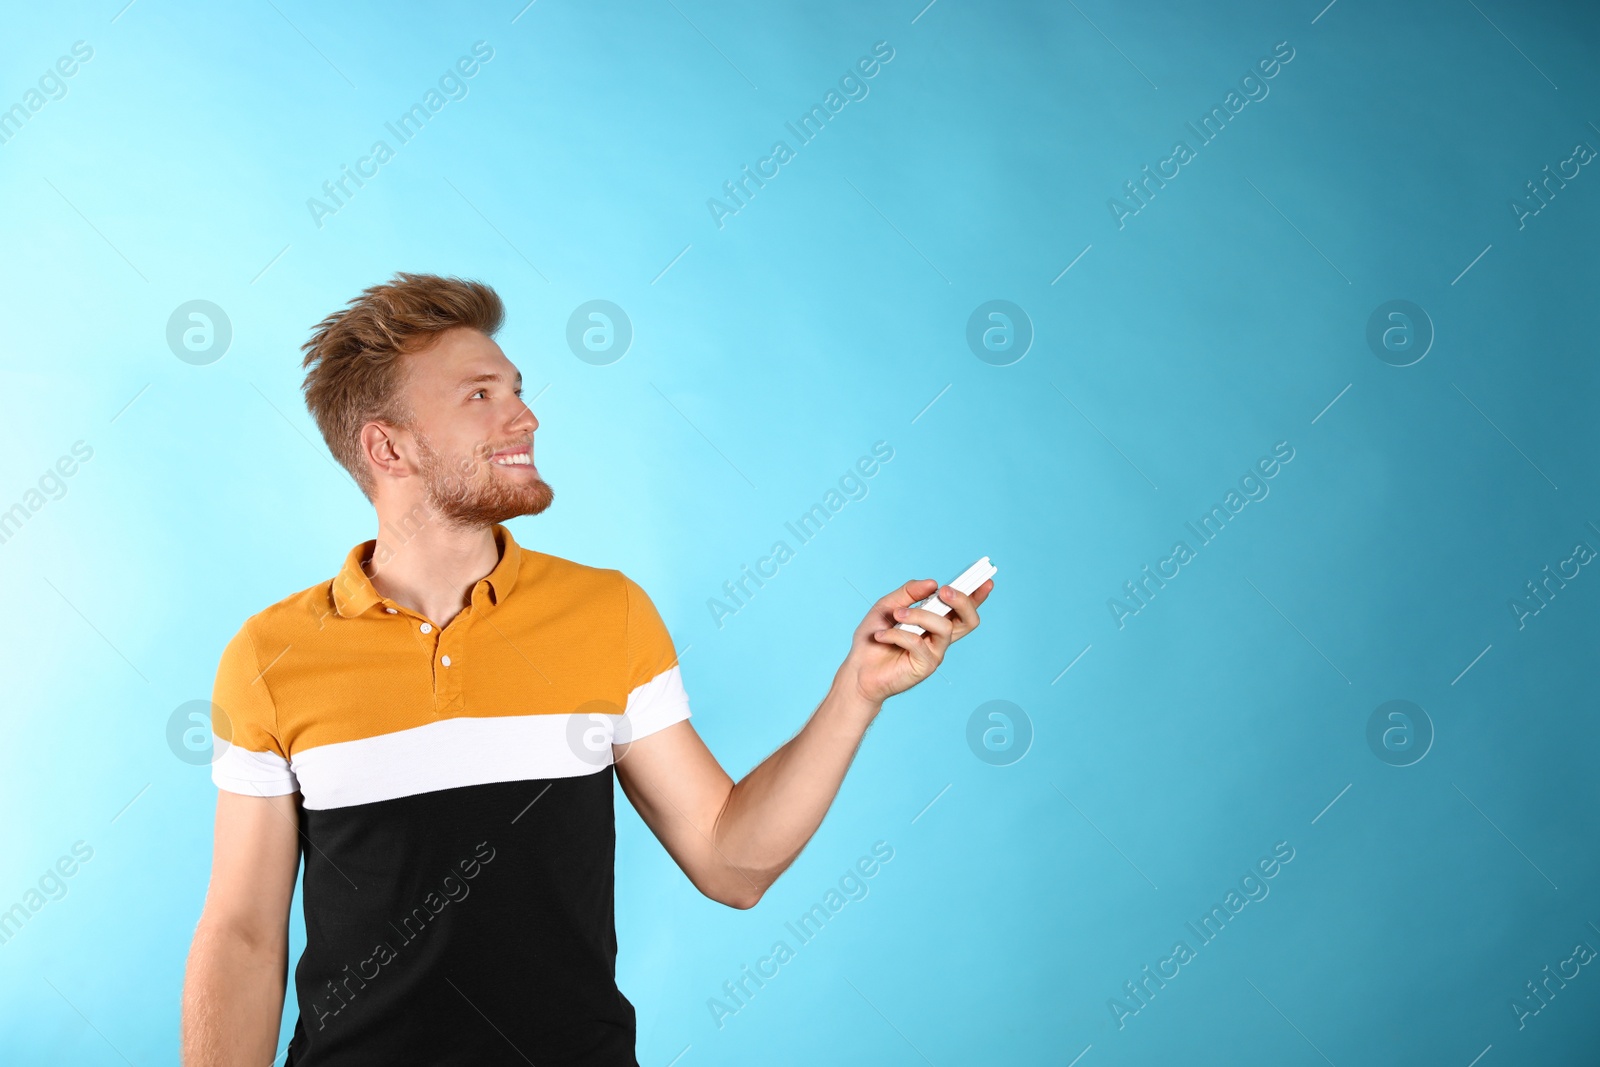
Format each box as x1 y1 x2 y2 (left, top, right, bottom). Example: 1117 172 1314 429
360 421 412 481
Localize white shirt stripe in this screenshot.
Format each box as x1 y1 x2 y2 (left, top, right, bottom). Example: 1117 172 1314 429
212 666 692 810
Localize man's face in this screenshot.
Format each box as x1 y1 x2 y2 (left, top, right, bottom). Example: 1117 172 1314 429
394 327 552 528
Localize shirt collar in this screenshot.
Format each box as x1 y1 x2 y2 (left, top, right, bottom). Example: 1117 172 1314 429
331 522 522 619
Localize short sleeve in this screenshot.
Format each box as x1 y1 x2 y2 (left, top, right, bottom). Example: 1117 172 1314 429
210 622 300 797
614 574 692 744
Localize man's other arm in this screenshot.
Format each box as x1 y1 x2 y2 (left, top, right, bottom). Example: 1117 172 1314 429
615 577 989 909
181 791 301 1065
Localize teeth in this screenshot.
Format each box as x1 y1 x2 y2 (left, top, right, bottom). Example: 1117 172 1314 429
493 453 531 466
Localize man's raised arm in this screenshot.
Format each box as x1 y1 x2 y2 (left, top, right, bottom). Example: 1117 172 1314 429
615 577 991 908
181 791 301 1065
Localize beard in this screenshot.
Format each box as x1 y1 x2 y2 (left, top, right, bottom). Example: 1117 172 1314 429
413 430 554 529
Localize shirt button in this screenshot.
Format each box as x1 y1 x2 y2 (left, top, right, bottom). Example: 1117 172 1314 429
420 622 433 634
441 655 452 667
385 607 397 614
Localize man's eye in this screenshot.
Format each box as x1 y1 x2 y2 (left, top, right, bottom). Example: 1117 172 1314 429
471 389 487 399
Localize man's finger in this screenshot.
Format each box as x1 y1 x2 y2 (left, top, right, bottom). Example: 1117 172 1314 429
894 603 955 640
871 625 924 655
940 585 982 633
876 578 938 614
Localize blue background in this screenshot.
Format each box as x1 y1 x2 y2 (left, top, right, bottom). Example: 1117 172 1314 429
2 0 1598 1063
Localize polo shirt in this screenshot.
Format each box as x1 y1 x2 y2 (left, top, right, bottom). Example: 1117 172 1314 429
208 522 691 1066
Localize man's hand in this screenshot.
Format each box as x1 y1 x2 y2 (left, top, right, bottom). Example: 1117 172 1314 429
836 576 995 705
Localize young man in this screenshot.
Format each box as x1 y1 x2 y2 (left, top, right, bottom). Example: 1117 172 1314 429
179 273 993 1066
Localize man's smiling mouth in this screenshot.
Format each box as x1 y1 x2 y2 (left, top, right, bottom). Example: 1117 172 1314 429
490 445 534 468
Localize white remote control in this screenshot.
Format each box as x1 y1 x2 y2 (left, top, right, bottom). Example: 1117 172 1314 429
893 556 997 635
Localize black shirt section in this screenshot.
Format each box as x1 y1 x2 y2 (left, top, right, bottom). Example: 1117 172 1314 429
284 770 640 1067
